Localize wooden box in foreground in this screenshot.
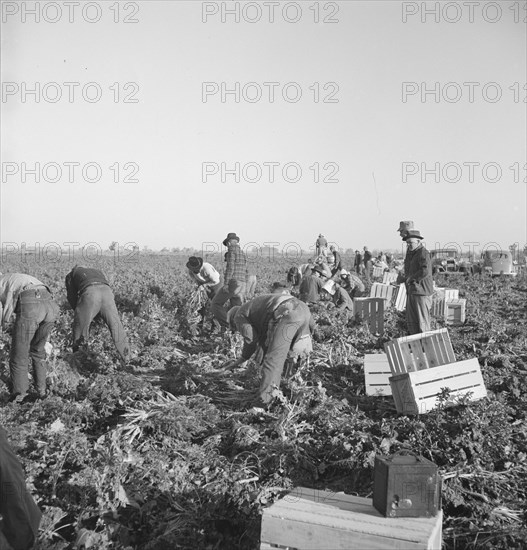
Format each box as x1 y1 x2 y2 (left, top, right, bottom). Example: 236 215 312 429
389 358 487 415
364 353 392 396
260 486 443 550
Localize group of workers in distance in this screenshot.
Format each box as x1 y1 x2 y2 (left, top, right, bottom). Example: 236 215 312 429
0 225 434 548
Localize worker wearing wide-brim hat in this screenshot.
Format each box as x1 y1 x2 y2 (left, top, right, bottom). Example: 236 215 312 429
397 220 414 240
211 232 247 328
322 280 354 311
223 294 314 406
402 230 433 334
186 256 222 299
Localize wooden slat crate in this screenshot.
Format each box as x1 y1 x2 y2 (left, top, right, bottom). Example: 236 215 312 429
260 487 443 550
372 266 384 278
393 283 407 311
431 288 459 317
382 271 398 284
445 299 466 326
389 358 487 415
370 283 396 303
384 328 455 375
354 297 384 335
364 353 392 396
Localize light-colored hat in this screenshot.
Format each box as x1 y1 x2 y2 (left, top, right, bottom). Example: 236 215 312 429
340 269 349 276
322 280 336 295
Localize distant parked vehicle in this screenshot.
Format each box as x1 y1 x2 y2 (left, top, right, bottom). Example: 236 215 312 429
481 250 517 277
430 249 460 274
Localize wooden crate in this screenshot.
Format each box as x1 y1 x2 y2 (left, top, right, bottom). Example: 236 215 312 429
370 283 396 303
384 328 455 375
393 283 407 311
431 289 459 317
382 271 398 284
260 486 443 550
354 297 384 335
445 299 466 326
389 358 487 415
372 266 384 278
364 353 392 396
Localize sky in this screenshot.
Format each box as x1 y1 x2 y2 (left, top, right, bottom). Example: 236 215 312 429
1 0 526 257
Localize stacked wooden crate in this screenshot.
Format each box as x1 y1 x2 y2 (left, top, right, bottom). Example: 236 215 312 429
382 271 398 284
260 486 443 550
384 329 487 415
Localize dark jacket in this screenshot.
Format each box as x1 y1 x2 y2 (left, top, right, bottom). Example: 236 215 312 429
363 250 372 265
0 428 42 550
404 245 433 296
299 275 323 303
65 267 109 309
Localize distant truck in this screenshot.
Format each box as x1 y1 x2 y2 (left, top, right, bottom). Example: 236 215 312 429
430 249 474 275
481 250 517 277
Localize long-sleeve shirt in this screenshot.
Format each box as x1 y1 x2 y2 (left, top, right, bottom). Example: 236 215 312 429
0 427 42 550
188 263 220 286
332 251 342 270
65 267 109 310
299 275 323 303
224 244 247 283
0 274 47 328
333 287 354 310
342 273 365 293
363 250 372 265
403 245 433 296
233 294 313 360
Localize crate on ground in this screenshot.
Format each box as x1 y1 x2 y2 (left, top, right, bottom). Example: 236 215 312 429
389 358 487 415
354 297 384 335
431 288 459 317
260 486 443 550
384 328 455 375
382 271 398 284
372 266 385 278
364 353 392 396
370 283 396 303
445 298 466 326
393 283 407 311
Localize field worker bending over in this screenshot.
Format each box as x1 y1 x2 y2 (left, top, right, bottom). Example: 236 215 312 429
186 256 222 299
212 233 247 328
322 280 354 311
65 266 130 362
299 265 324 305
339 269 366 298
0 273 60 403
0 426 42 549
402 230 433 334
224 294 314 406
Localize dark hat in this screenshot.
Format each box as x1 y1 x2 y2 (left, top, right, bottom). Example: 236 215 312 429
403 230 424 241
312 265 325 275
397 220 414 232
271 282 290 294
223 232 240 247
186 256 203 271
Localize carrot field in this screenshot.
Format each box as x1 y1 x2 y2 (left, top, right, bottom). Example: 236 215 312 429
1 252 526 549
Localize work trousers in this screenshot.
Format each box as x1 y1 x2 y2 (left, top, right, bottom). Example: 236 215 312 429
406 294 433 335
245 275 257 300
211 279 246 327
73 284 129 361
364 261 372 282
10 288 59 397
258 300 311 404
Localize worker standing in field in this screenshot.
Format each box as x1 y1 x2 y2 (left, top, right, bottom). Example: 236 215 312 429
0 273 60 402
65 266 130 363
329 246 342 276
245 262 258 300
211 232 247 328
0 427 42 549
315 234 328 257
402 230 433 334
223 294 314 406
354 250 363 275
363 246 373 282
